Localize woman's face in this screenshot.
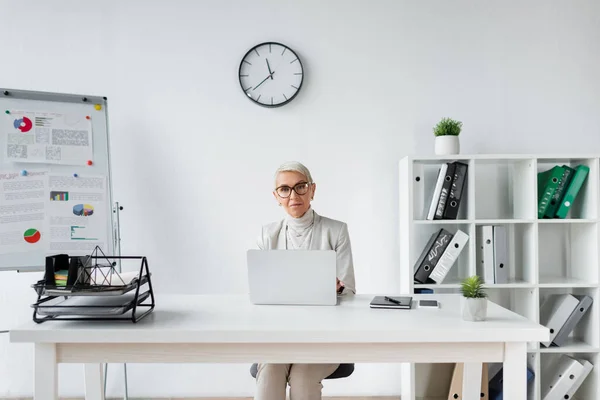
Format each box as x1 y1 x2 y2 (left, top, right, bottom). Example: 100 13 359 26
273 171 316 218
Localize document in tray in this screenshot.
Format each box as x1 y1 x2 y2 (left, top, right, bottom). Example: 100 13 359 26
0 169 48 255
37 291 150 316
5 110 93 166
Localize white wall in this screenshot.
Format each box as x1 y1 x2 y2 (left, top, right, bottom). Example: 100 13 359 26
1 0 600 398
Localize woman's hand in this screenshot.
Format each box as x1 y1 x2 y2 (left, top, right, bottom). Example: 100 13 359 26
336 278 345 293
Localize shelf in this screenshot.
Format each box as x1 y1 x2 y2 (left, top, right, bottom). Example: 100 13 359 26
538 223 599 284
539 338 600 353
400 155 600 400
474 158 536 220
483 280 536 289
474 219 535 225
405 154 600 162
413 219 537 224
413 219 472 225
538 277 599 288
414 283 461 289
538 218 598 224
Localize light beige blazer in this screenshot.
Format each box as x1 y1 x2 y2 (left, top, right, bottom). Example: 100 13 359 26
256 211 356 295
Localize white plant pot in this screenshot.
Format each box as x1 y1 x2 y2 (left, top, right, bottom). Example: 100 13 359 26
435 135 460 155
461 297 488 321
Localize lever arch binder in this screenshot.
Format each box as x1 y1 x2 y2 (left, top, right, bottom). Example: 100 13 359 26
477 225 495 284
429 229 469 283
564 357 594 399
427 163 448 220
414 228 453 284
555 164 590 219
434 162 457 220
539 294 580 347
541 355 592 400
492 225 508 284
488 366 535 400
442 161 468 220
551 294 593 347
447 363 489 400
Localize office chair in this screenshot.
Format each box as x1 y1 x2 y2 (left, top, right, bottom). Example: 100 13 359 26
250 363 354 380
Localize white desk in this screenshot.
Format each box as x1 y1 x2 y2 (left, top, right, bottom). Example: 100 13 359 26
10 294 548 400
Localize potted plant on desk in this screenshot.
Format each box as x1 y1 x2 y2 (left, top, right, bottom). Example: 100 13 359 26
460 275 487 321
433 117 462 155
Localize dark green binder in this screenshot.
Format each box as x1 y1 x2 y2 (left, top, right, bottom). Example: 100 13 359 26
555 165 590 219
537 166 565 219
544 165 575 218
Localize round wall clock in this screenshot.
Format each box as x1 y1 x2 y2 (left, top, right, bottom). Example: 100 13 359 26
238 42 304 108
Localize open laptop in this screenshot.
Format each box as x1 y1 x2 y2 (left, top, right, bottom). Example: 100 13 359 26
247 249 337 306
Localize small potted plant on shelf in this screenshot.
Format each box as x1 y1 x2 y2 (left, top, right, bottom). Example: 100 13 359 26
460 275 487 321
433 117 462 155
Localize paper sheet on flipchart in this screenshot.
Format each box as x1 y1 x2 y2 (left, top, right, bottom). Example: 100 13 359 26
0 169 48 255
4 110 93 166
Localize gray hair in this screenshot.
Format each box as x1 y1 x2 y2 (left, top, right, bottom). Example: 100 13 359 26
274 161 314 187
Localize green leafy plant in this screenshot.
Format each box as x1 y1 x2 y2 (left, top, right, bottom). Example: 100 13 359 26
460 275 487 298
433 117 463 137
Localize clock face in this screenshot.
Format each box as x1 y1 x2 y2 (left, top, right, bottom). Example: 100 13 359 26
238 42 304 107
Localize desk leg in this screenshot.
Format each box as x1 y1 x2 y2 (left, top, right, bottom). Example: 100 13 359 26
503 342 527 399
462 362 483 400
34 343 57 400
84 363 105 400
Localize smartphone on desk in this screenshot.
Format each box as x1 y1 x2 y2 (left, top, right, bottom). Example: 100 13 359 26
418 299 439 308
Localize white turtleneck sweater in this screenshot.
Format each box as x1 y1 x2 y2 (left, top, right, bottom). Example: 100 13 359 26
257 208 356 295
285 208 315 250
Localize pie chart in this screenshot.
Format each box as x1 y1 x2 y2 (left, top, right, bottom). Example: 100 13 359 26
13 116 33 133
24 228 41 244
73 204 94 216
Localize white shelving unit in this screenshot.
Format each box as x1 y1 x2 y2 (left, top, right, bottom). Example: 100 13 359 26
399 154 600 400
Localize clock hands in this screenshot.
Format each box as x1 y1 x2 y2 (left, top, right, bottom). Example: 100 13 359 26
252 70 275 91
266 59 273 80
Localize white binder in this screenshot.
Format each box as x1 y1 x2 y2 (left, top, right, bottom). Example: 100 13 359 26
429 230 469 283
539 294 580 347
427 163 448 220
565 357 593 398
541 355 591 400
553 295 593 347
476 225 495 284
493 225 508 284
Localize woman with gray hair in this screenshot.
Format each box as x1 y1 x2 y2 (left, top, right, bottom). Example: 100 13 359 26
254 161 356 400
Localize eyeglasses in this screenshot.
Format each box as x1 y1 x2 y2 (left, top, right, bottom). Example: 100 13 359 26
275 182 313 198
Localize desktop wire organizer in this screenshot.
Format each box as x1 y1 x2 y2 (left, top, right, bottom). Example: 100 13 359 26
31 246 155 323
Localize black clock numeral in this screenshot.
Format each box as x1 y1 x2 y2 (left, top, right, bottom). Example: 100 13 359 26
257 95 261 102
291 85 299 90
244 86 252 92
243 60 252 66
240 74 249 77
290 58 298 64
294 72 303 75
283 94 288 101
281 47 286 55
269 44 271 53
254 48 260 56
271 97 273 105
